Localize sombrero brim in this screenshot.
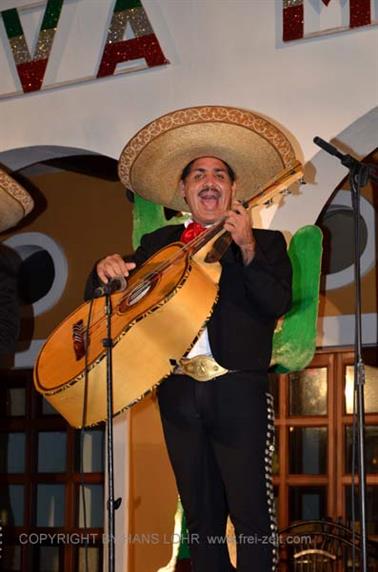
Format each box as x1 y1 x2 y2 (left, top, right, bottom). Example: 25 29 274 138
0 169 34 233
118 106 297 211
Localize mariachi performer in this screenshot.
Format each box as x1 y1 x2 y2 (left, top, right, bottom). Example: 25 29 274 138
0 169 34 359
85 106 299 572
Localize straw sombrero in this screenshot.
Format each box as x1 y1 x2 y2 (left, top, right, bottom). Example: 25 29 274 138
118 106 297 211
0 169 34 233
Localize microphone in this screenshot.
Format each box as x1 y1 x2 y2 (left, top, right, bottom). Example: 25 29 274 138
313 136 376 185
313 136 360 171
94 276 127 298
313 136 344 160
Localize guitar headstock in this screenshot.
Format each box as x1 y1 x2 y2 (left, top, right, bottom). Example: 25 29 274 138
248 160 304 210
204 161 304 264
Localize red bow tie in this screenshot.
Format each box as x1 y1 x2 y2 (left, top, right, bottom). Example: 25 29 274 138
180 222 206 244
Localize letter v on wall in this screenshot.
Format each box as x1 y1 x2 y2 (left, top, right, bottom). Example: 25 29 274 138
1 0 64 93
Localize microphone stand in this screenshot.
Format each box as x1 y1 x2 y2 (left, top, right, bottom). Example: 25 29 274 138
313 137 378 572
103 291 122 572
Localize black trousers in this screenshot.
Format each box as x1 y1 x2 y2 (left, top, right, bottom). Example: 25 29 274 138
157 371 278 572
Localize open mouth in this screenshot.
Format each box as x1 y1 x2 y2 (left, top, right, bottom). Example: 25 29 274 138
199 188 221 209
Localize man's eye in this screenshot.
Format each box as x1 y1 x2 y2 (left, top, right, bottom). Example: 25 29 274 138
194 173 203 180
216 173 225 179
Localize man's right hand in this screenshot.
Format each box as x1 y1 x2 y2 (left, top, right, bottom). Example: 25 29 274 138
96 254 136 284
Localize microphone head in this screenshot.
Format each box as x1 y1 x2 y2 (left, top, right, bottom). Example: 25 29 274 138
115 275 127 292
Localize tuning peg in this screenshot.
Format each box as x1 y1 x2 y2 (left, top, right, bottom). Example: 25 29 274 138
299 177 306 185
264 199 274 207
280 188 292 196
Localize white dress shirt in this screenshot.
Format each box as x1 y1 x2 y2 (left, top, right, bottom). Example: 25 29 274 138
182 219 212 358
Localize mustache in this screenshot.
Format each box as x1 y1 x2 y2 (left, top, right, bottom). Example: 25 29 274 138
198 185 221 197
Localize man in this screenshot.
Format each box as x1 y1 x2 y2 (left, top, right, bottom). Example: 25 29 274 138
0 243 20 359
86 106 295 571
0 169 34 361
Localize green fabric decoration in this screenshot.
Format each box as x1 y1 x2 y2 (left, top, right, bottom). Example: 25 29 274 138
177 509 190 560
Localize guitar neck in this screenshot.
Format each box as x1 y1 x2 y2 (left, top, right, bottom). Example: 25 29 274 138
202 161 303 263
244 160 303 210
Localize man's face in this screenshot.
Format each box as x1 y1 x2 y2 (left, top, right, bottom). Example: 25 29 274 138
179 157 236 225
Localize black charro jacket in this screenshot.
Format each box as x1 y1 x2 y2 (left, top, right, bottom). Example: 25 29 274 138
85 224 292 373
0 244 20 359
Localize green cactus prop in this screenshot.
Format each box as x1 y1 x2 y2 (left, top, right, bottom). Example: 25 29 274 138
272 225 323 372
132 194 188 249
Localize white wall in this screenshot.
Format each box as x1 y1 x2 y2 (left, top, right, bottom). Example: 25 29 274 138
0 0 376 162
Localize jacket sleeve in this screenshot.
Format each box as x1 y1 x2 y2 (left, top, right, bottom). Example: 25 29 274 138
83 230 166 300
242 230 292 319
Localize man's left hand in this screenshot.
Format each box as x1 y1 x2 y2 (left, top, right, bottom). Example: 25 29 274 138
224 200 256 265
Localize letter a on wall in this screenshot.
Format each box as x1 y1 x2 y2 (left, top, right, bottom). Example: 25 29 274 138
97 0 168 77
1 0 63 93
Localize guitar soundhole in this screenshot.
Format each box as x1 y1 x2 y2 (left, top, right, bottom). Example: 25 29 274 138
120 273 159 310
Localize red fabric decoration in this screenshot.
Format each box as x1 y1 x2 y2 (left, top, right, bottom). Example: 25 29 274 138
180 222 206 244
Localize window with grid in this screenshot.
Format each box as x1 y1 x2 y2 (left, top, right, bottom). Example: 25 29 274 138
0 368 105 572
270 347 378 571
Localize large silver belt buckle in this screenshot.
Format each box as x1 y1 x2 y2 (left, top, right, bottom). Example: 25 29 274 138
179 355 228 382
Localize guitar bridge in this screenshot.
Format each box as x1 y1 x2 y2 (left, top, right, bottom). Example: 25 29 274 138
72 319 87 360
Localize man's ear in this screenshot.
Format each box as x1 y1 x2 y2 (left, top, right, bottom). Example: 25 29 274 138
231 182 237 199
179 180 186 199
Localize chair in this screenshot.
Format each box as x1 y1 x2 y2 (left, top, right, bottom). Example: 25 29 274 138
279 520 378 571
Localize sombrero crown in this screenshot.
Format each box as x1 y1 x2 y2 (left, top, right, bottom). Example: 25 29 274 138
0 169 34 233
118 106 297 212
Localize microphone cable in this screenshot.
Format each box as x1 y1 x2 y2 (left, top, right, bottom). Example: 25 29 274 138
79 295 96 572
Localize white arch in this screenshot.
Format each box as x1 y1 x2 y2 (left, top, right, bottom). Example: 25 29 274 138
3 231 68 317
272 106 378 232
0 145 110 171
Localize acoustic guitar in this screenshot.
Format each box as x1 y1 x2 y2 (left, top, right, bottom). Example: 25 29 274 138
34 162 303 427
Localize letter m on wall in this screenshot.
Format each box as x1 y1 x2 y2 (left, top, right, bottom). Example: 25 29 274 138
282 0 374 42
